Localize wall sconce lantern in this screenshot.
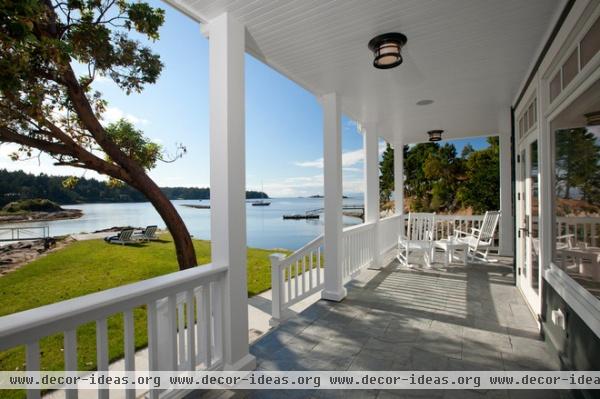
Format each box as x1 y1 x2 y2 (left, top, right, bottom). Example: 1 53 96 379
428 129 444 142
368 32 407 69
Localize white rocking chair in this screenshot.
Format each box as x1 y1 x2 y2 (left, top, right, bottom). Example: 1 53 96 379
398 213 436 268
455 210 501 263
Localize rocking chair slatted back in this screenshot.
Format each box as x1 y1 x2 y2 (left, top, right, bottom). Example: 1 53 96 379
479 211 501 244
406 213 436 242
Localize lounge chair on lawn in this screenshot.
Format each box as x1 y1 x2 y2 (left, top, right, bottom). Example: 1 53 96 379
104 228 135 245
133 225 158 242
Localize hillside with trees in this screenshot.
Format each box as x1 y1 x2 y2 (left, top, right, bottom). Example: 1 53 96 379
0 170 268 206
379 137 500 214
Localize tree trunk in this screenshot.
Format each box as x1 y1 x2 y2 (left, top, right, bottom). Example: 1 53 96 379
129 171 197 270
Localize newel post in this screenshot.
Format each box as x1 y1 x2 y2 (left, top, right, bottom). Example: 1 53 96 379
269 253 285 327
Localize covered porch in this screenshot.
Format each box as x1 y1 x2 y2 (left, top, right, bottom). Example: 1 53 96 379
0 0 582 398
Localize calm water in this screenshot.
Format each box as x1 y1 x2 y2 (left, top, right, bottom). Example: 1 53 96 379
2 198 363 250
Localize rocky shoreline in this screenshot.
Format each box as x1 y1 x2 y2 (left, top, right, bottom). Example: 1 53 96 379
0 209 83 223
0 238 71 276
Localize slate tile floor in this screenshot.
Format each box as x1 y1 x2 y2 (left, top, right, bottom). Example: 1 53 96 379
188 258 573 399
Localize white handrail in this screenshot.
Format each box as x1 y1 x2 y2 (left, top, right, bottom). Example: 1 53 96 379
0 263 228 399
0 264 227 349
342 220 376 234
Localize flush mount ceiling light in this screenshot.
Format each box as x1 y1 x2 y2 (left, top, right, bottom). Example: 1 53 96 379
416 99 434 106
368 32 407 69
428 130 444 142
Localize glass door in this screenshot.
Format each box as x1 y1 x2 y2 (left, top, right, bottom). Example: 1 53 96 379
517 135 541 314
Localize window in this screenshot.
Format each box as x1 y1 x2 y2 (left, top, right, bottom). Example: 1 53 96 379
550 15 600 104
552 78 600 300
562 48 579 89
518 97 537 139
550 71 562 103
580 15 600 68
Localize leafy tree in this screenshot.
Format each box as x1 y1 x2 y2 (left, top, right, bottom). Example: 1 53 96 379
0 0 197 268
461 144 475 158
457 137 499 213
423 144 462 212
555 128 600 201
404 143 440 211
379 143 394 205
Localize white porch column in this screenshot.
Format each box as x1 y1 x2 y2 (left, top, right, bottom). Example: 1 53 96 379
208 13 255 371
321 93 346 302
363 122 381 269
499 130 514 256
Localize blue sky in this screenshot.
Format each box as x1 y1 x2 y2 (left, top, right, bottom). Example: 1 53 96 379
0 0 490 198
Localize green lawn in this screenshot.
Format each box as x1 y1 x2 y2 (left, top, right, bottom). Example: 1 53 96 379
0 234 290 391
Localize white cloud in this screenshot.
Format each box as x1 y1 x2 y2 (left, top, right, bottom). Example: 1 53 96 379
261 170 364 198
0 143 106 180
102 106 149 126
295 142 387 169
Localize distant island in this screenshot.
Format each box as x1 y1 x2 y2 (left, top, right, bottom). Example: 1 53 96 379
0 169 268 206
0 199 82 223
308 195 349 199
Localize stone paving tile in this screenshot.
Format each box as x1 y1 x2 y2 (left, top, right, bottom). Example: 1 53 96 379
188 257 568 399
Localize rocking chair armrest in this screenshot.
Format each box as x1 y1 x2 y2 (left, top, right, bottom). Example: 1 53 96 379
556 234 574 240
454 229 471 237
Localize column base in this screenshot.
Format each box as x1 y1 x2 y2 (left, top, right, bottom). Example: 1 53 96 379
223 353 256 371
321 287 347 302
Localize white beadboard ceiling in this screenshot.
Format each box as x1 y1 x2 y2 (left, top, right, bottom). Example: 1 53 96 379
166 0 563 144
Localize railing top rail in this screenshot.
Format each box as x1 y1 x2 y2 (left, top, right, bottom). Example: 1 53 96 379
343 221 376 234
0 263 228 350
555 216 600 222
275 234 324 267
380 214 403 222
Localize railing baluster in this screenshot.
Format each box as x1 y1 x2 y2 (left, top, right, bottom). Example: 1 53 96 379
177 296 185 367
309 251 314 290
147 302 158 362
211 281 223 362
302 256 307 295
64 329 78 399
123 310 135 399
96 319 109 399
294 260 299 298
185 290 196 370
194 288 202 362
26 342 41 399
200 284 212 368
317 246 322 286
287 265 292 302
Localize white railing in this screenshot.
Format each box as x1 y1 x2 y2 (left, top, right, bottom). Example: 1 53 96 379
555 216 600 247
342 221 377 282
269 235 324 325
404 214 500 249
0 264 228 399
378 214 402 263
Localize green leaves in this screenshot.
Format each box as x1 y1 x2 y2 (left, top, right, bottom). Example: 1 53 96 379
104 119 161 170
379 140 500 214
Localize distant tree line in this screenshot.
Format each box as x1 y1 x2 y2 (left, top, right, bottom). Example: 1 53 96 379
379 137 500 214
0 169 268 206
